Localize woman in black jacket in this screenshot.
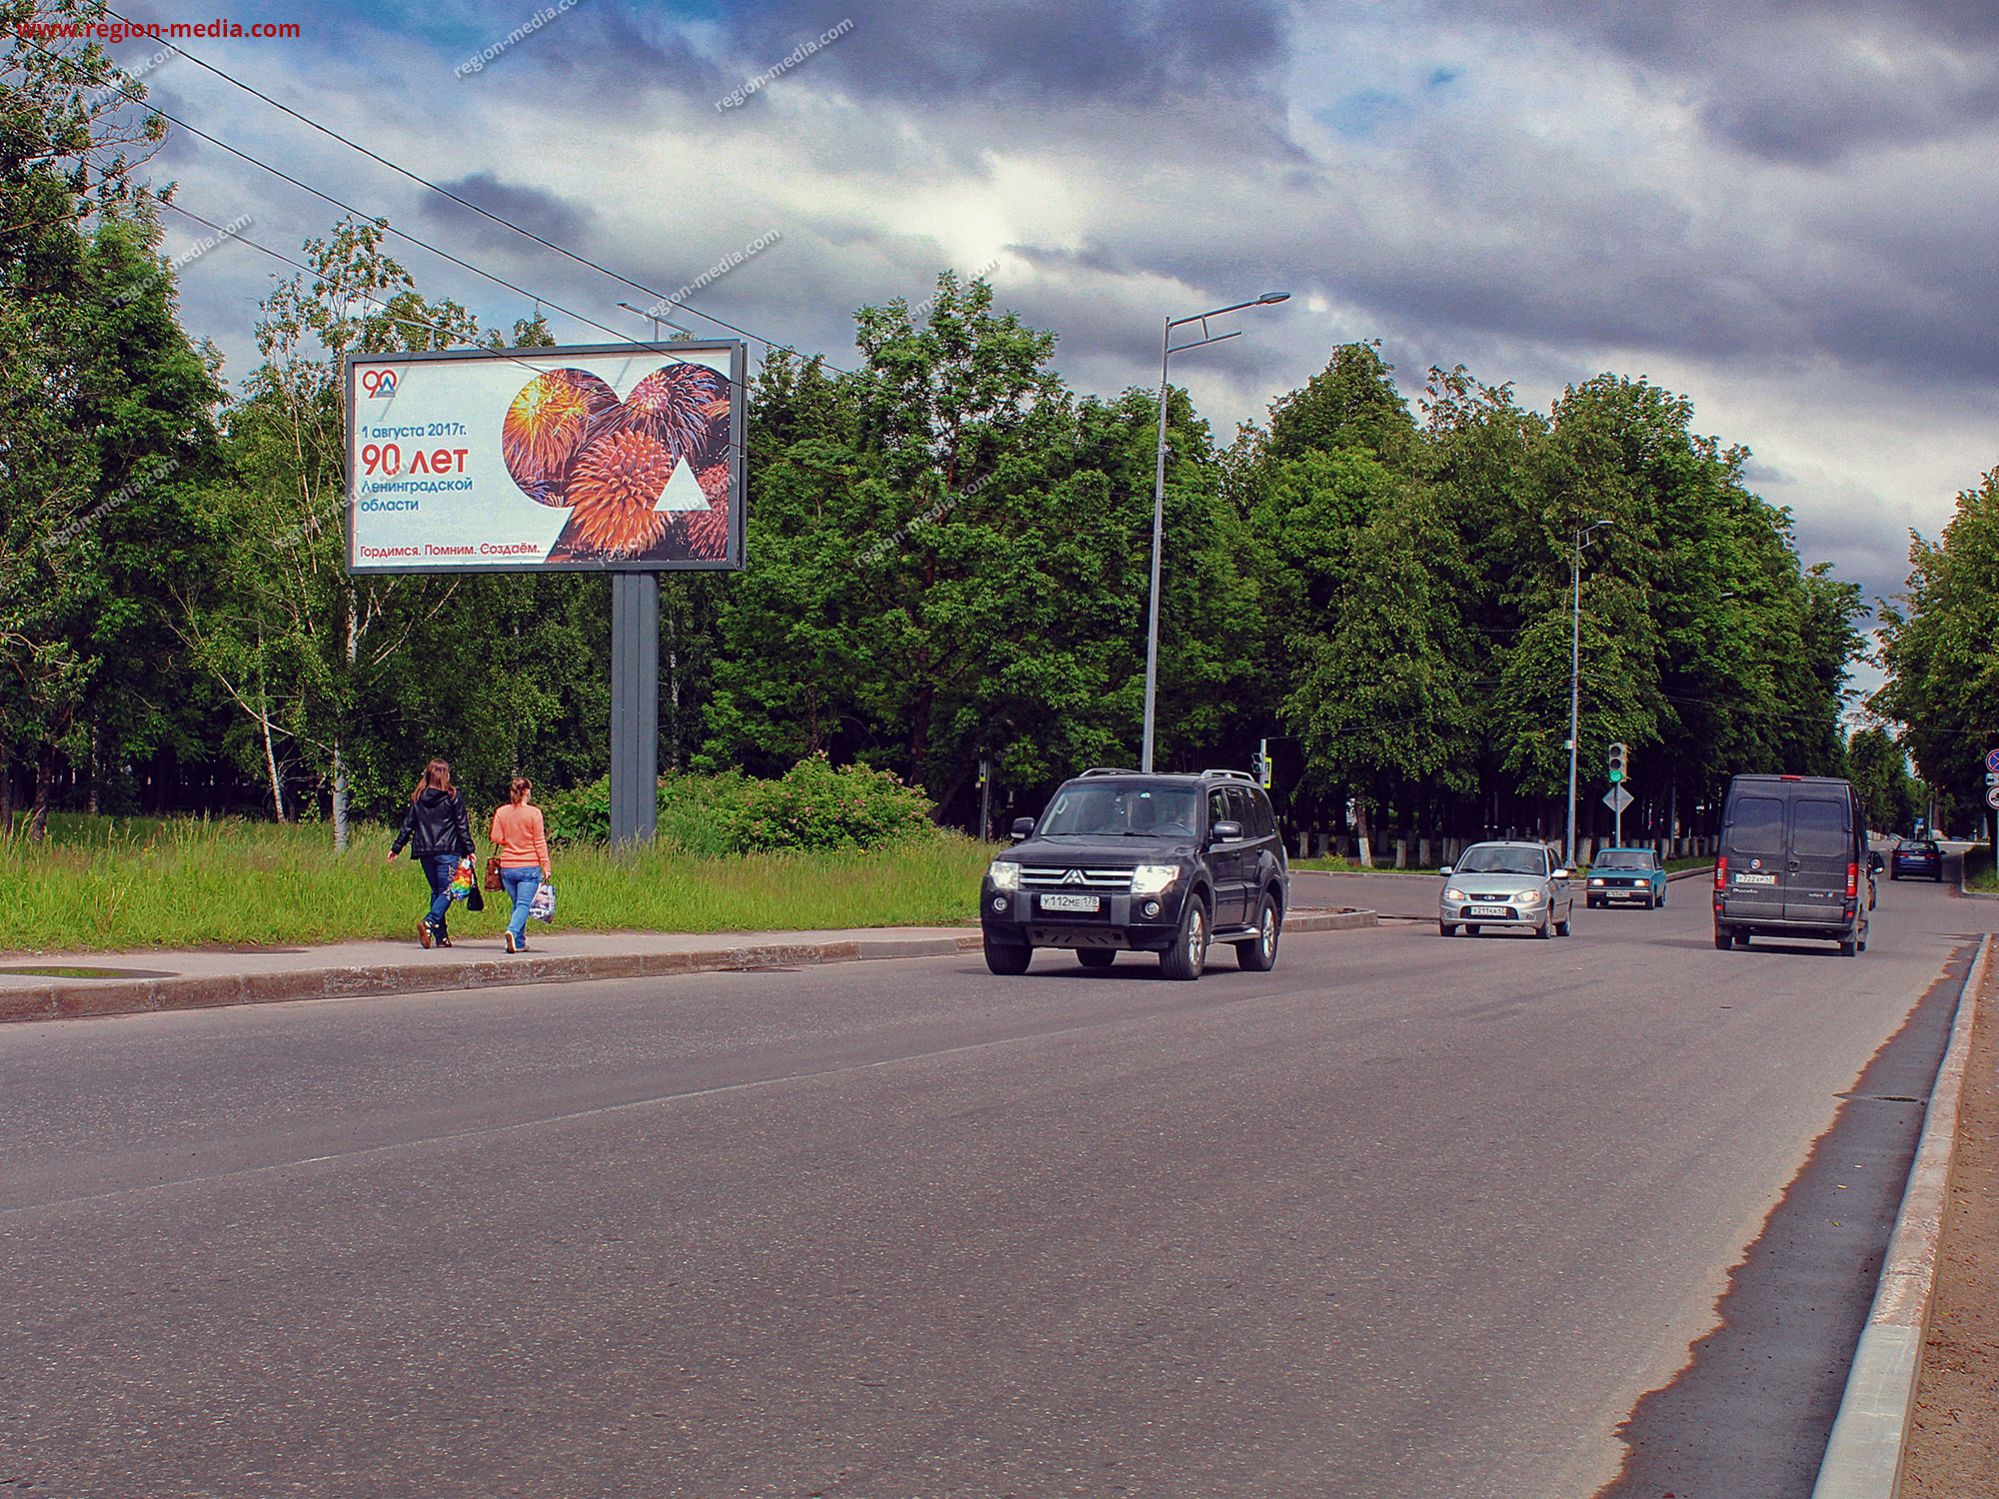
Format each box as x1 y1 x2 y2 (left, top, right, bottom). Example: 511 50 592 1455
387 758 476 947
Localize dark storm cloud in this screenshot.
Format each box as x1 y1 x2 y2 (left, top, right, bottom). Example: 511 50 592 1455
422 173 593 251
721 0 1287 106
468 3 729 104
1431 0 1999 163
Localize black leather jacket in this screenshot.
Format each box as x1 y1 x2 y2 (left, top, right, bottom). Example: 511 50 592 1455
390 787 474 860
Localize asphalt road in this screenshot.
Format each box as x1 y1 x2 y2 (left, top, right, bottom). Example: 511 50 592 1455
1 869 1988 1498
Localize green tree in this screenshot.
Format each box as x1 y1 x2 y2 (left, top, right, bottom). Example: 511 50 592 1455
1874 466 1999 842
0 3 214 837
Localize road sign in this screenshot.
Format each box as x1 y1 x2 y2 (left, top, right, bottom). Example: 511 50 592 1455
1986 786 1999 810
1602 785 1634 814
1987 747 1999 774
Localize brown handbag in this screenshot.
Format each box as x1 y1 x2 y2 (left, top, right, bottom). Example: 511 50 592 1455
484 855 503 891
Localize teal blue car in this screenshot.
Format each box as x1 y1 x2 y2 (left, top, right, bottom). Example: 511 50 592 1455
1586 847 1667 908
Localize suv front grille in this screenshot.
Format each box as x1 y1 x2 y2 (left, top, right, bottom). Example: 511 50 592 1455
1020 866 1136 893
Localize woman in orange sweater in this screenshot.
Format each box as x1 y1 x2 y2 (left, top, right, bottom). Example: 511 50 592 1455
489 776 553 953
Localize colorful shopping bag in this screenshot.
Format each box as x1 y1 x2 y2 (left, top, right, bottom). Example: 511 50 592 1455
528 880 556 923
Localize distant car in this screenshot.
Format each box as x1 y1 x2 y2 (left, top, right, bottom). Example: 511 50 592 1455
1586 847 1667 908
1889 837 1944 881
1438 841 1574 939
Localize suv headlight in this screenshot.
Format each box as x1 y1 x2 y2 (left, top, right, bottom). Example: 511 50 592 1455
988 861 1021 892
1131 864 1181 896
1516 888 1545 904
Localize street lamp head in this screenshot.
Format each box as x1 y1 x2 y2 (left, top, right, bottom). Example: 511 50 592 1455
1258 291 1291 304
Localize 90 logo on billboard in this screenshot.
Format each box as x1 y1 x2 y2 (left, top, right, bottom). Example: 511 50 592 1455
360 368 399 397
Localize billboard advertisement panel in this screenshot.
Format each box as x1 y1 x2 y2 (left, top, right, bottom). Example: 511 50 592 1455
344 340 746 573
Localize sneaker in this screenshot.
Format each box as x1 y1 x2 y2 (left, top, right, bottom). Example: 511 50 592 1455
504 930 517 954
417 920 434 950
436 933 453 948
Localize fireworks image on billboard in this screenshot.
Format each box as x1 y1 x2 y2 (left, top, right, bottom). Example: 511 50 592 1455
500 364 733 564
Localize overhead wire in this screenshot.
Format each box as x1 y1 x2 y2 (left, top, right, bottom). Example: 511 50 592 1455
17 33 765 397
92 8 848 373
156 198 574 385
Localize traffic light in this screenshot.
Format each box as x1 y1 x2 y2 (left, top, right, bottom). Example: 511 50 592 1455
1607 742 1628 784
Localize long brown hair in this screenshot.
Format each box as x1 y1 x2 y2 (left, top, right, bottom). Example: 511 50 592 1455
508 776 532 805
411 758 455 803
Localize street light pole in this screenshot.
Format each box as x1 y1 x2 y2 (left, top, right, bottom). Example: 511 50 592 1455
1565 519 1612 867
617 300 691 345
1141 291 1289 772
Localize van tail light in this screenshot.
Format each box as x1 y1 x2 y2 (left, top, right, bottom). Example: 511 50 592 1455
1715 856 1728 891
1846 862 1859 899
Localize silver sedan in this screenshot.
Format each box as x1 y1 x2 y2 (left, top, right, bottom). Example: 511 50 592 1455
1438 841 1575 939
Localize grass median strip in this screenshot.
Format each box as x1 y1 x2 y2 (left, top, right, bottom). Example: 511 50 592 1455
0 815 994 953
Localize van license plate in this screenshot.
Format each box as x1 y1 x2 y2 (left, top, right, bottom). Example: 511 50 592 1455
1733 873 1778 885
1041 893 1100 912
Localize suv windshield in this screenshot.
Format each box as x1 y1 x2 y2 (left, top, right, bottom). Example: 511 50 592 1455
1455 846 1546 876
1594 851 1656 870
1039 782 1199 837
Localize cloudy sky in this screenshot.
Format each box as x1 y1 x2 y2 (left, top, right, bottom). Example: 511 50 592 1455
117 0 1994 636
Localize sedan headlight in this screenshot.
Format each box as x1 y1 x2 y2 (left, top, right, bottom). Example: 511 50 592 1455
1444 887 1467 903
987 861 1021 892
1131 864 1181 896
1589 877 1606 887
1516 888 1545 905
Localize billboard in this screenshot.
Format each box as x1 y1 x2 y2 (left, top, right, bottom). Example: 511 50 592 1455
344 341 746 573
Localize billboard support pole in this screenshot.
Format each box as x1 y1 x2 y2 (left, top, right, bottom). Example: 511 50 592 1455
610 573 659 845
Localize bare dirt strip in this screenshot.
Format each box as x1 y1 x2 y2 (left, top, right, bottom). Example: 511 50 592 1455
1902 952 1999 1495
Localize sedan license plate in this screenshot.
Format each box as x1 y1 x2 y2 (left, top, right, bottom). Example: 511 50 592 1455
1040 893 1101 913
1733 873 1778 886
1467 904 1511 918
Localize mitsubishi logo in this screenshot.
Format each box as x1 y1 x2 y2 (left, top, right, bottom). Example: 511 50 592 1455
1062 869 1086 885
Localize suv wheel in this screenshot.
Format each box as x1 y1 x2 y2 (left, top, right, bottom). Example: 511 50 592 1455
1236 894 1280 971
1160 896 1208 981
983 936 1032 976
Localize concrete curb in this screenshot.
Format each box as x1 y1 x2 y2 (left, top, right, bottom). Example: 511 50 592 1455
1811 932 1992 1499
0 909 1377 1025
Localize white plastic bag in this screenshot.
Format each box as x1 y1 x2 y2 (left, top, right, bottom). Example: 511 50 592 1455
528 881 556 923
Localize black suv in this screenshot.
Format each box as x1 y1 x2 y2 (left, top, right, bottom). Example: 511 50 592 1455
980 768 1289 980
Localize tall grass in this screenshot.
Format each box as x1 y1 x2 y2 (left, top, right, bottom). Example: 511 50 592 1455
0 815 994 953
1966 846 1996 893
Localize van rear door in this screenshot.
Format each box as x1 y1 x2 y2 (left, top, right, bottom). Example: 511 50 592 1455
1784 796 1853 925
1721 791 1787 922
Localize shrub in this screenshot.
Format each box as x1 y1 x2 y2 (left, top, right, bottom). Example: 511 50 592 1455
539 759 936 854
718 755 935 854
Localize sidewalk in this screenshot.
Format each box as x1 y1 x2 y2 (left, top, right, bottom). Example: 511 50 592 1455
0 909 1377 1024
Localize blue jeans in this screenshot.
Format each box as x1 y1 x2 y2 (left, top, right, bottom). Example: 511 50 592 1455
422 854 459 934
502 866 543 946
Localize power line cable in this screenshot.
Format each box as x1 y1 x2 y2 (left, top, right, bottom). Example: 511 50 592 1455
157 198 574 384
94 8 845 373
18 33 761 394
